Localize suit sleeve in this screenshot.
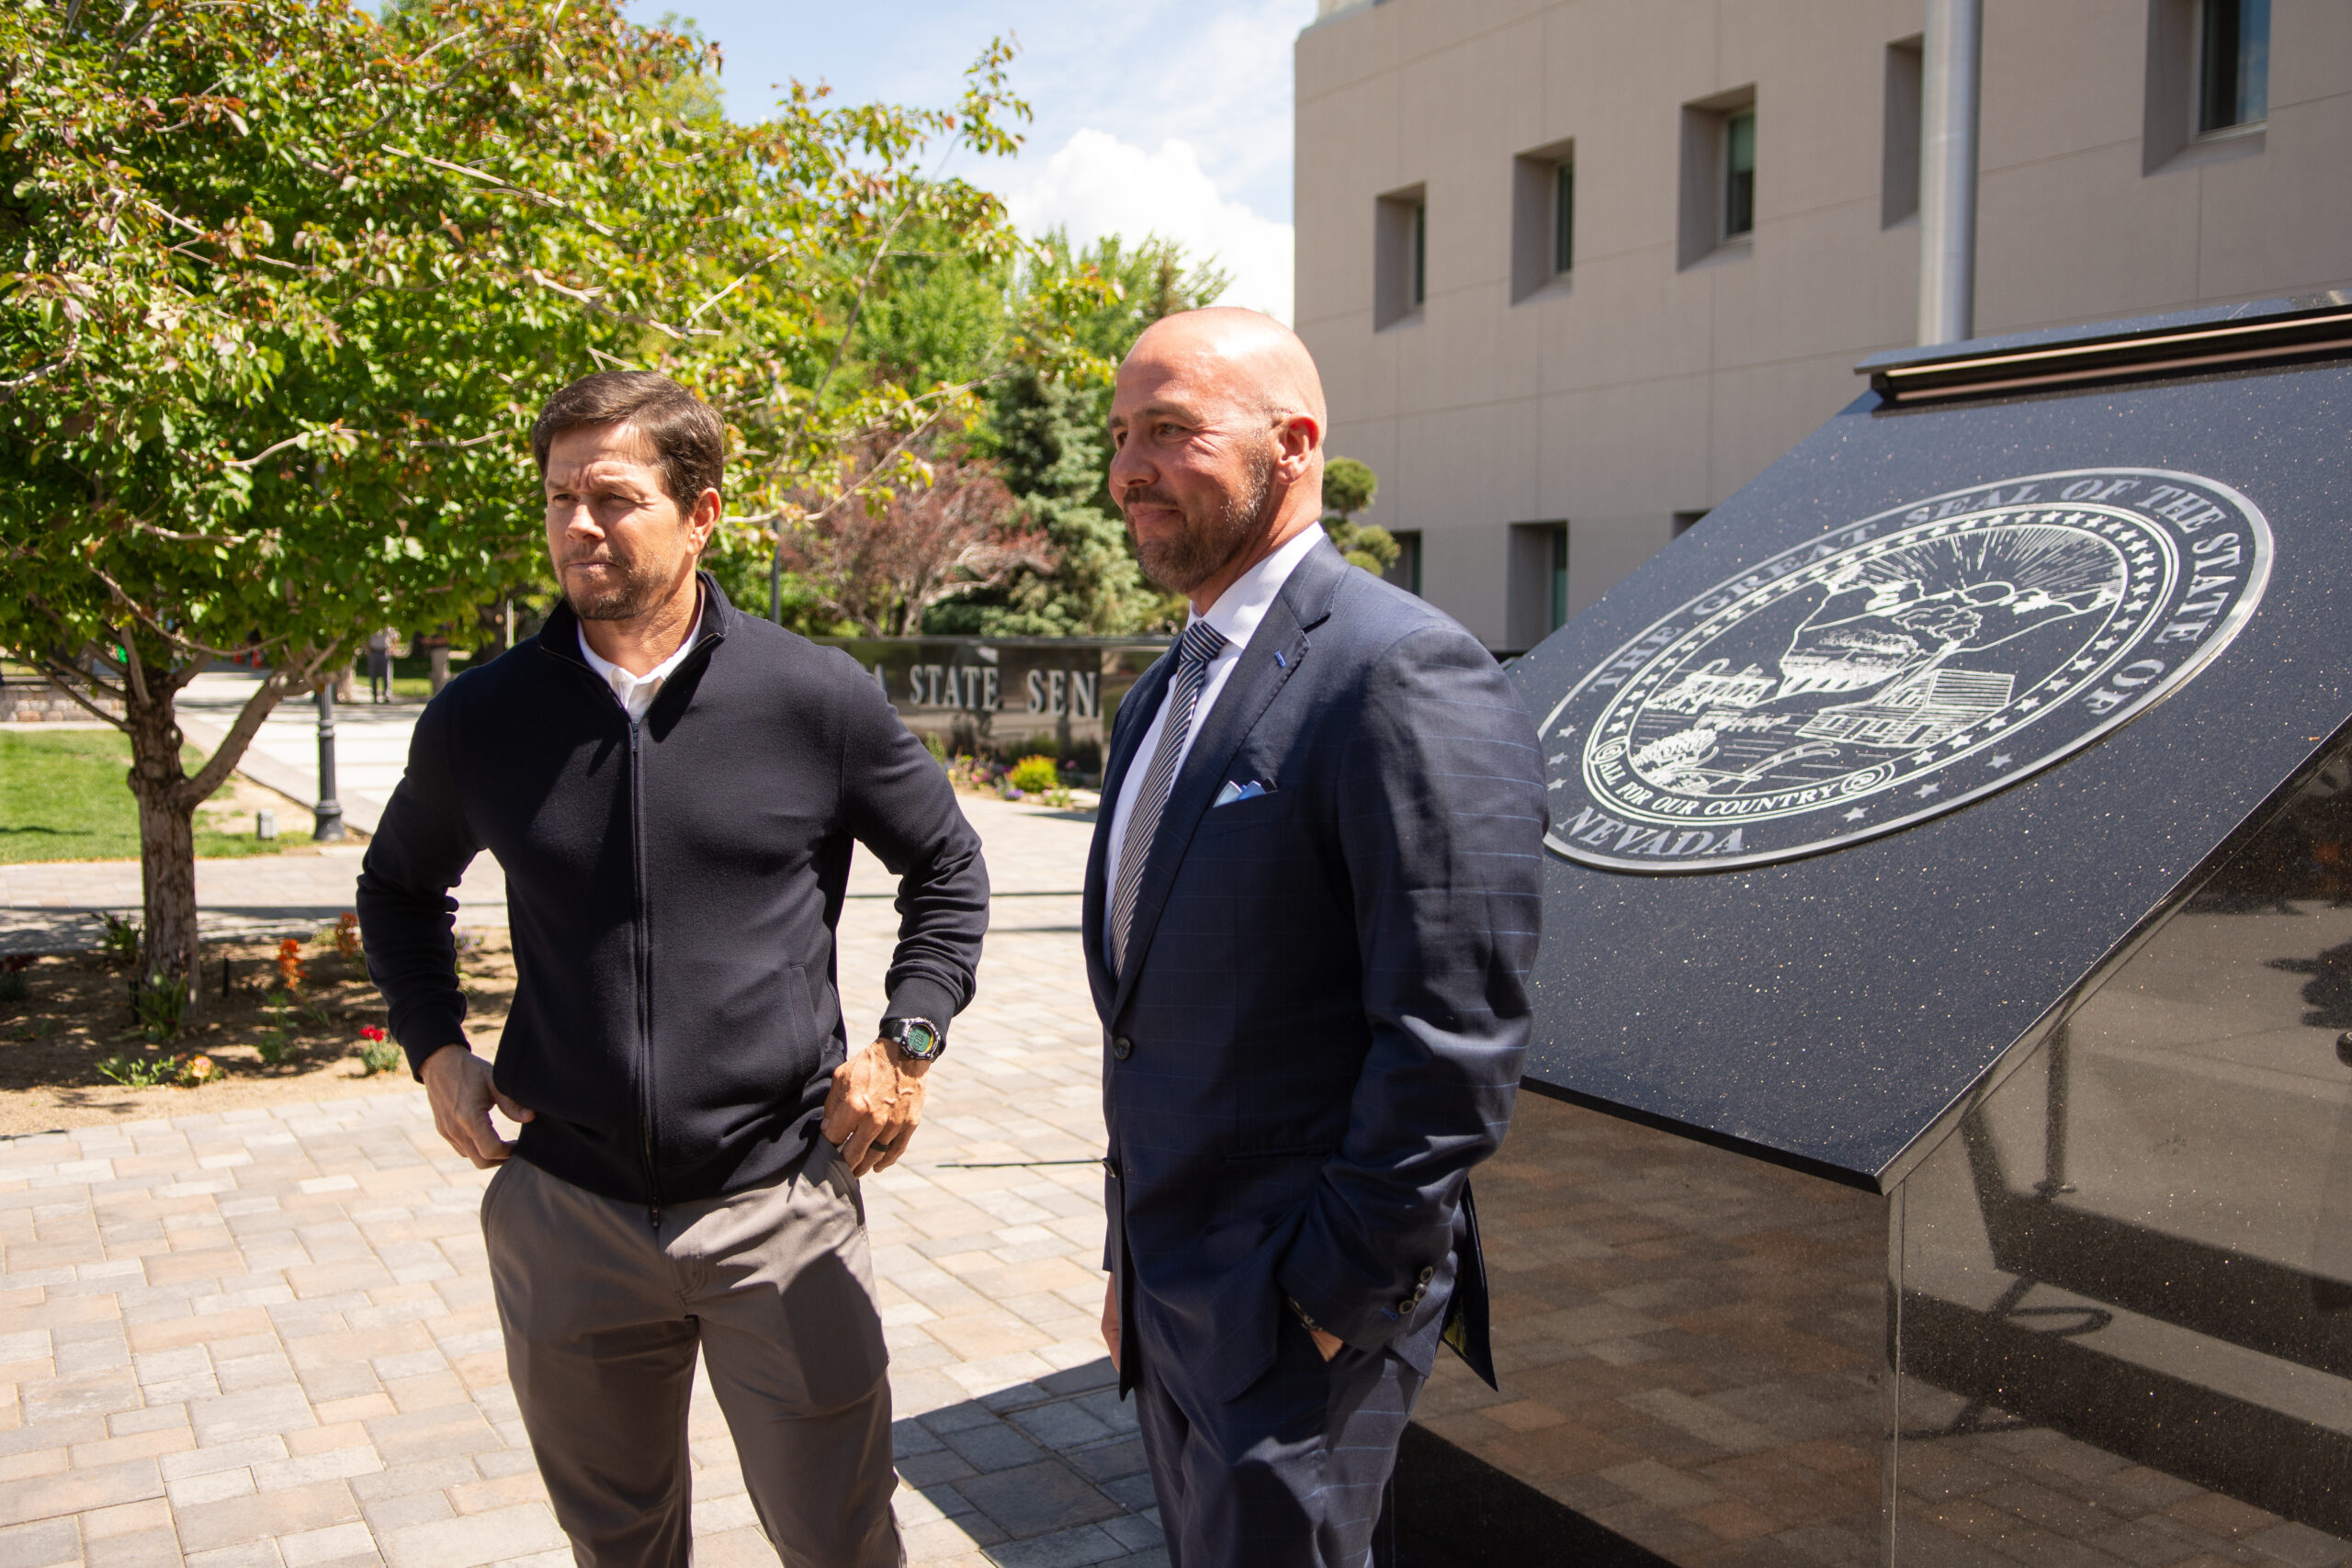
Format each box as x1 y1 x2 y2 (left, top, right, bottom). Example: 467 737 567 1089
356 689 481 1077
834 660 989 1031
1273 624 1547 1350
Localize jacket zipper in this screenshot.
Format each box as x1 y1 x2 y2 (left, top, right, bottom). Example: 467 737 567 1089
629 716 662 1232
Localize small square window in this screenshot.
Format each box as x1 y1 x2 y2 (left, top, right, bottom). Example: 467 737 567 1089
1374 186 1427 330
1510 141 1575 303
1679 89 1756 267
1385 531 1423 596
2197 0 2269 134
1508 522 1570 649
1724 111 1757 238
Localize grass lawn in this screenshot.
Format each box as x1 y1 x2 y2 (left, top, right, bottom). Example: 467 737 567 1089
0 729 284 864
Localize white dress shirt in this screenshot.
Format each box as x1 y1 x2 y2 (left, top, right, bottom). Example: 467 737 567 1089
577 594 702 725
1102 525 1326 946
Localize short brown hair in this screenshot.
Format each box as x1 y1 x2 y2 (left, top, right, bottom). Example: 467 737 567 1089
531 372 724 507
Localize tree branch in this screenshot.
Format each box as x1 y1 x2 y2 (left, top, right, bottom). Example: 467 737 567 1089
175 665 298 809
390 148 618 238
12 649 130 732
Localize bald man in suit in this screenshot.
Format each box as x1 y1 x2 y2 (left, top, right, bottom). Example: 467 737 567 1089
1083 310 1547 1567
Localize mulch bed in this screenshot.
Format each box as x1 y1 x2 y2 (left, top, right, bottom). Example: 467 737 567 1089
0 929 514 1134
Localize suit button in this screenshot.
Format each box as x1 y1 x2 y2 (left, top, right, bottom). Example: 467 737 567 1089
1397 1299 1416 1315
1112 1036 1133 1060
1418 1266 1435 1285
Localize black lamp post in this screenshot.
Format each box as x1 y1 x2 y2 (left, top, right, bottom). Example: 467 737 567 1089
312 680 345 841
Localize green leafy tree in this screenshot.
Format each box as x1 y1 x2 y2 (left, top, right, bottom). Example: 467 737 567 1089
932 233 1228 636
0 0 1071 998
1320 457 1399 576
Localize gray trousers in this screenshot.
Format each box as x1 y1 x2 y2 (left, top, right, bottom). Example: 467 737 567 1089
481 1143 902 1568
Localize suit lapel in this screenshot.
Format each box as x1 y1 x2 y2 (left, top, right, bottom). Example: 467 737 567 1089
1084 653 1175 1021
1107 542 1349 1023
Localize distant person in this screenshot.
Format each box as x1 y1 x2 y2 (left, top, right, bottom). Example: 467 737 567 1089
357 370 988 1567
365 628 392 703
1083 310 1547 1567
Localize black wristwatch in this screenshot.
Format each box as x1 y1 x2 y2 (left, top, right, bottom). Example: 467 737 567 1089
879 1016 946 1063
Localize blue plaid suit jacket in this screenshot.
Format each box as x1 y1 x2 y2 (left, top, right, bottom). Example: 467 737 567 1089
1084 538 1547 1403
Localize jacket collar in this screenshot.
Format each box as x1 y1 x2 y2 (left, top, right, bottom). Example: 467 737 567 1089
538 570 731 671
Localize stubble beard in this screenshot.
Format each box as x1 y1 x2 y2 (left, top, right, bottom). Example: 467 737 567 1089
559 549 677 623
1125 446 1279 596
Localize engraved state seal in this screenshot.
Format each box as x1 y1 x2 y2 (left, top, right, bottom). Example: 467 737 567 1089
1542 468 2272 872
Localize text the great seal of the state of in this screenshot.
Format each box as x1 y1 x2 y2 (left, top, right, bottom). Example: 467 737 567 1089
1541 468 2273 873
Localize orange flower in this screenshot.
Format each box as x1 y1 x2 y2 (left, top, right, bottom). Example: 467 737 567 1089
276 937 303 991
181 1055 219 1086
334 912 362 962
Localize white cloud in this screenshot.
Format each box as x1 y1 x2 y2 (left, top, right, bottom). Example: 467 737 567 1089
1007 130 1295 323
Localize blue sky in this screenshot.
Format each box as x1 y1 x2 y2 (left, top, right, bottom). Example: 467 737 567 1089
627 0 1317 319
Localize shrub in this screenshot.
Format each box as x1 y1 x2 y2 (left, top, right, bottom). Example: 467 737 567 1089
1008 755 1061 794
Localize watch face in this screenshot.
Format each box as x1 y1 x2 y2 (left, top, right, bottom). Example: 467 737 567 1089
899 1021 940 1056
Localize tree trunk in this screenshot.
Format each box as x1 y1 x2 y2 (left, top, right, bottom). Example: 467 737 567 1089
122 680 201 1001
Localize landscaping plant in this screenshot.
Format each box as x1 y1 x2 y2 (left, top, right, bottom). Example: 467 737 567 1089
357 1025 401 1077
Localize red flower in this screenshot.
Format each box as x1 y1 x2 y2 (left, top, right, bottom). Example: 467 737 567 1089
359 1025 386 1043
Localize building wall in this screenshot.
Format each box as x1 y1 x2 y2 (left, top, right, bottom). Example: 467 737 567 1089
1295 0 2352 649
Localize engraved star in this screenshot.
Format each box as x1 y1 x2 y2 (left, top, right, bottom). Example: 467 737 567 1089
1916 782 1942 797
2019 698 2041 711
2050 682 2072 694
1909 750 1939 764
2094 637 2121 650
1989 753 2015 769
1547 779 1566 790
1986 716 2009 730
1843 808 1868 821
2070 658 2097 671
1549 754 1570 766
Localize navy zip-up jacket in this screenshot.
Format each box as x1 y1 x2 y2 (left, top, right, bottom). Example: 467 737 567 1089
356 575 988 1207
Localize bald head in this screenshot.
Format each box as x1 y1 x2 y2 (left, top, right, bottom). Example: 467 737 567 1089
1107 309 1331 611
1123 308 1329 434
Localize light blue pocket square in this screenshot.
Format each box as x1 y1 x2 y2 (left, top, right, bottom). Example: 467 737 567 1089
1213 780 1270 807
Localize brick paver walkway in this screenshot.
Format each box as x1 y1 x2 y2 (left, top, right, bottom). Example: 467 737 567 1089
0 795 1150 1567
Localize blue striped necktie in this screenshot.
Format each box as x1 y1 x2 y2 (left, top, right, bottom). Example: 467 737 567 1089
1111 619 1229 976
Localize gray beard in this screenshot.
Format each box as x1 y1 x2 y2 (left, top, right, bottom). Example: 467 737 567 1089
1128 448 1278 595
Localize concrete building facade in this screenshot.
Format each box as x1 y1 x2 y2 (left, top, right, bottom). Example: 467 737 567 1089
1294 0 2352 650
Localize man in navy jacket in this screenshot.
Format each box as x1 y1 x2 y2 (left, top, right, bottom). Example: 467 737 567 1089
1085 310 1547 1566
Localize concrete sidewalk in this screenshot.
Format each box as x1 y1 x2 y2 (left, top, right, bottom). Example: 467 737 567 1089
0 851 507 958
0 795 1139 1567
175 673 424 839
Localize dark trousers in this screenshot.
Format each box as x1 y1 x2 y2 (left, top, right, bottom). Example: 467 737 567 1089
1132 1298 1421 1568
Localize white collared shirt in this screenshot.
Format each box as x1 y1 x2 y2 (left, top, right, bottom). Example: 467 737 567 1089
578 594 702 725
1102 525 1327 944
